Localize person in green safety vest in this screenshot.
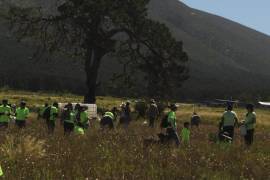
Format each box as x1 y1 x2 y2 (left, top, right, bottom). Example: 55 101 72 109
15 101 29 128
77 106 89 129
46 102 59 134
219 104 239 141
166 103 180 147
100 108 117 129
63 103 75 135
38 103 49 120
0 165 3 177
243 104 256 146
181 122 190 145
74 125 85 135
0 99 11 128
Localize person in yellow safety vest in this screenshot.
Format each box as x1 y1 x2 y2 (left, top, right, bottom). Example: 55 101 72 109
181 122 190 145
74 125 85 135
0 99 11 128
77 106 89 129
63 103 75 135
166 104 180 147
220 104 239 140
243 104 256 146
15 101 29 128
0 165 3 177
100 108 117 129
46 102 59 134
38 103 49 120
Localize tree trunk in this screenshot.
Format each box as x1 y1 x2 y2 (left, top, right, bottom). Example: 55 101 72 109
84 48 103 104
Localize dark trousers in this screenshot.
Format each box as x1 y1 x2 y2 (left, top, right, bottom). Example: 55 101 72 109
46 119 55 134
222 126 235 140
245 129 254 146
0 122 8 128
100 117 114 129
149 117 155 128
64 122 74 135
167 128 180 146
15 120 26 128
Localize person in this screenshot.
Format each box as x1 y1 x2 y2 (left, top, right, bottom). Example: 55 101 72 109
11 104 17 116
181 122 190 145
46 102 59 134
111 107 118 120
74 125 85 135
0 164 3 177
119 101 131 128
0 99 11 128
77 106 89 130
15 101 29 128
190 112 201 128
73 103 81 125
166 104 180 146
63 103 75 135
119 103 126 125
219 104 239 140
74 103 81 116
38 103 49 120
135 100 147 120
243 104 256 146
147 99 159 128
100 110 115 129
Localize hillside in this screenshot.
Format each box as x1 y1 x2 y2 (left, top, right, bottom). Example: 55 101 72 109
1 0 270 99
148 0 270 99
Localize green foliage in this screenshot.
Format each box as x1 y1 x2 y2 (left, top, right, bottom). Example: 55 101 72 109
3 0 189 102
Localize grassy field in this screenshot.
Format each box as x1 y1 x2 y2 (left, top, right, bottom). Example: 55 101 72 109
0 90 269 179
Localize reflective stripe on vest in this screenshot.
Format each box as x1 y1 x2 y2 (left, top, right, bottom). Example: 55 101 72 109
104 112 114 120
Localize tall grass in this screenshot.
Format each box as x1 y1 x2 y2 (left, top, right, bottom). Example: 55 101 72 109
0 117 269 179
0 91 269 179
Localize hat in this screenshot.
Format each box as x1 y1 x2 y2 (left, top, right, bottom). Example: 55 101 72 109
246 104 254 111
150 99 155 103
20 101 26 105
169 103 179 110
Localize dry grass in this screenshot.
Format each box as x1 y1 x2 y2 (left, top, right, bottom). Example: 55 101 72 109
0 90 269 179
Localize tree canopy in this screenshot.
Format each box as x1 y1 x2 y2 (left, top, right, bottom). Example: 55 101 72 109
2 0 189 103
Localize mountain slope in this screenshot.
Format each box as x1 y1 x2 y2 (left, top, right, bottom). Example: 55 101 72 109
1 0 270 99
148 0 270 99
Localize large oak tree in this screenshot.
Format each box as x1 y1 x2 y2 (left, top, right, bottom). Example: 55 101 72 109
2 0 189 103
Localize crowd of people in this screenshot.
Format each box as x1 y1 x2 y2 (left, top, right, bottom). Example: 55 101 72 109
0 98 256 147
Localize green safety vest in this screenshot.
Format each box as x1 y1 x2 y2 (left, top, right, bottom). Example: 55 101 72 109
80 111 89 125
104 112 115 120
16 107 29 121
168 111 177 129
0 105 11 122
64 112 75 124
222 111 237 127
245 112 256 130
0 165 3 176
181 128 190 143
74 126 85 135
39 105 47 116
49 106 58 121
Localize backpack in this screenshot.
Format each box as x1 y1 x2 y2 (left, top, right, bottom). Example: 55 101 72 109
43 106 51 119
160 113 169 128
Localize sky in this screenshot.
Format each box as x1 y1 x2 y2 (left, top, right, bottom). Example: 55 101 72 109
180 0 270 36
